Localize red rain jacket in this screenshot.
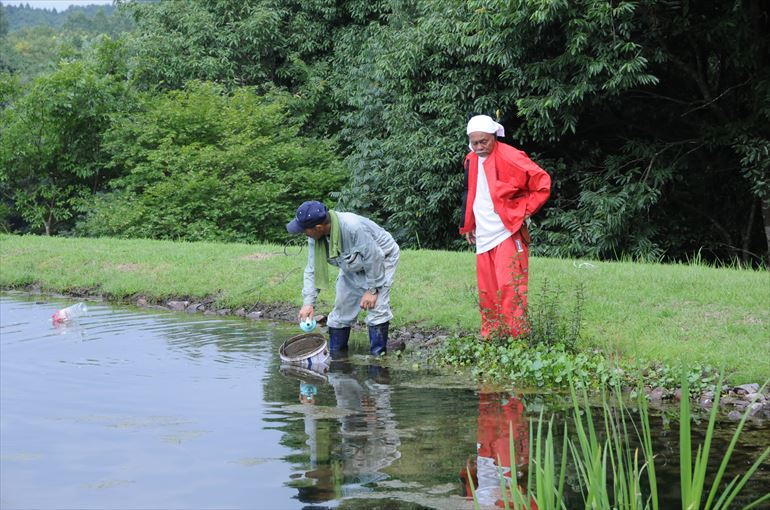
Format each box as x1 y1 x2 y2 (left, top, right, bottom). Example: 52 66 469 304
459 142 551 236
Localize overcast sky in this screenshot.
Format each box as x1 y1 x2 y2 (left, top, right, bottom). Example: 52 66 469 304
1 1 114 11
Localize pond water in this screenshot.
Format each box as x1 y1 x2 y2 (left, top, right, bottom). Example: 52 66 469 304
1 293 768 509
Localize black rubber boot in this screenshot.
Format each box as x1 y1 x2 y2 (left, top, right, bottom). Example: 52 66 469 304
328 326 351 359
367 322 389 356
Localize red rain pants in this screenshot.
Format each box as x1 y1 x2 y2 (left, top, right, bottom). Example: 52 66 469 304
476 230 529 338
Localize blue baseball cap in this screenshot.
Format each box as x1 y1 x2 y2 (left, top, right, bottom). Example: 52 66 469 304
286 201 329 234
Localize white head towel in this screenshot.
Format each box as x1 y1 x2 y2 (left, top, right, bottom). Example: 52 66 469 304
466 115 505 137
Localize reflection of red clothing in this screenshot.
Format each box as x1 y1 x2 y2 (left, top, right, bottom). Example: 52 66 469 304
477 393 529 473
461 393 536 509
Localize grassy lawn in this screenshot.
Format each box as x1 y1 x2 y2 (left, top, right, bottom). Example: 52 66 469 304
1 234 768 383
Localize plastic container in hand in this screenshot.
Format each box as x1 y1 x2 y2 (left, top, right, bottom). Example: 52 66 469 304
299 317 317 332
52 302 88 324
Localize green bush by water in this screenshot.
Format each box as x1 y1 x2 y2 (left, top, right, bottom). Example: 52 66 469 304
432 278 721 395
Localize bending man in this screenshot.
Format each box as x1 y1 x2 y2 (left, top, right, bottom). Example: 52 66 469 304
287 201 400 356
459 115 551 338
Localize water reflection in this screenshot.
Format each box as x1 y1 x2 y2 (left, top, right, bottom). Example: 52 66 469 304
459 391 534 508
280 360 402 504
2 294 768 510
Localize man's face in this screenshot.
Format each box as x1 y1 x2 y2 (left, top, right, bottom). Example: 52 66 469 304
303 225 326 240
469 132 496 157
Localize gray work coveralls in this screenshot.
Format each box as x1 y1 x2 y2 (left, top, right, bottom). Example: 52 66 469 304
302 212 399 328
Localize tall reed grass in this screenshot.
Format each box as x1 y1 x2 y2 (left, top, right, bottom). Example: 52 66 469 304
472 374 770 510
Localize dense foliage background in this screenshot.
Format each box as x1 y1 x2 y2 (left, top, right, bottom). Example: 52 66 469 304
1 0 768 266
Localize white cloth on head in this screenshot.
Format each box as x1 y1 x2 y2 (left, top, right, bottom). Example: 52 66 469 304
467 115 505 137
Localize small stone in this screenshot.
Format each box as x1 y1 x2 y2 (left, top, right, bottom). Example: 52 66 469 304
748 402 764 417
186 303 203 312
234 308 246 317
674 388 682 401
733 383 760 395
648 387 666 402
727 410 742 421
246 311 263 320
699 398 713 409
216 309 231 316
745 392 766 403
167 300 189 311
137 297 147 306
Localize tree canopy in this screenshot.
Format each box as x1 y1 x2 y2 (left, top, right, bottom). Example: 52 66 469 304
1 0 767 265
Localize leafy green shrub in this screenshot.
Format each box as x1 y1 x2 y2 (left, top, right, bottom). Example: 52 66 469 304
524 279 584 352
433 333 723 396
76 81 346 243
434 336 623 389
0 58 129 235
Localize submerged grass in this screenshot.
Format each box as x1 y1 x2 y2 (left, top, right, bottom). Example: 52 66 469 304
0 234 768 383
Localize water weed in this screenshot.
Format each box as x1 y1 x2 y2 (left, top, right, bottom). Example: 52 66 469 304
472 373 770 509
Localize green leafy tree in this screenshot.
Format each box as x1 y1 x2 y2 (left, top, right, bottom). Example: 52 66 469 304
0 6 8 38
330 0 664 249
0 43 131 235
120 0 388 137
0 7 9 73
333 0 769 263
79 81 346 243
0 4 133 83
3 4 123 31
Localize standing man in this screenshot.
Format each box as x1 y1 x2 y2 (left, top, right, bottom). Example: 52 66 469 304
287 201 400 356
459 115 551 338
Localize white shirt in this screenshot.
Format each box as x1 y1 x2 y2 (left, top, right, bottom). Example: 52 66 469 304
472 156 512 254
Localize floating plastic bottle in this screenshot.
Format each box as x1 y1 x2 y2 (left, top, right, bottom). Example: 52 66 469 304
52 302 88 324
299 317 317 333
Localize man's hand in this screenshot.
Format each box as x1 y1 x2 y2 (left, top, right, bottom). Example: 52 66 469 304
299 304 314 321
360 291 378 310
464 230 476 244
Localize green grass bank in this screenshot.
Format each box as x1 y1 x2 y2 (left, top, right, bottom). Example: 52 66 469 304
1 234 768 383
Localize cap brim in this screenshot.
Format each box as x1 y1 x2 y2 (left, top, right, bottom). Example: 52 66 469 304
286 219 305 234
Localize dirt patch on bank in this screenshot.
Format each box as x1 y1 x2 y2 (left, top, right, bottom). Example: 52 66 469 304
240 253 279 261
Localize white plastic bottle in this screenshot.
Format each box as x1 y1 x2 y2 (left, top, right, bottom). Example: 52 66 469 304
52 302 88 324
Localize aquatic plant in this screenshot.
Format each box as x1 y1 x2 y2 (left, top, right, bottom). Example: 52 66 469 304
471 374 770 510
